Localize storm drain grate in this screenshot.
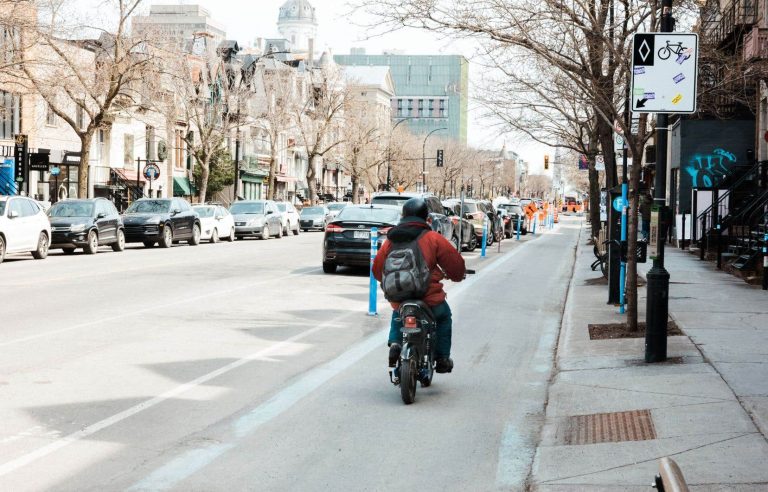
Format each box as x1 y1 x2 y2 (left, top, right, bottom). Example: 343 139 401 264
560 409 656 445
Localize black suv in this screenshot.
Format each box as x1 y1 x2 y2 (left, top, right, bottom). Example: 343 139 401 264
49 198 125 254
370 192 457 248
122 198 201 248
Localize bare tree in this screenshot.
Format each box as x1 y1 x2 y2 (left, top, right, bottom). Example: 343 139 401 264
338 97 386 203
18 0 159 198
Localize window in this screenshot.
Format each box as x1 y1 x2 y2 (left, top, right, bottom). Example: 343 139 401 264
46 103 57 126
1 27 19 64
19 198 39 217
439 99 446 118
124 134 135 166
428 99 435 118
146 126 156 160
175 130 185 169
418 99 424 117
0 90 19 139
8 198 24 217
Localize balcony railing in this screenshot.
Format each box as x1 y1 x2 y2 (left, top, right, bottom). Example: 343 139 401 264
703 0 756 46
743 26 768 60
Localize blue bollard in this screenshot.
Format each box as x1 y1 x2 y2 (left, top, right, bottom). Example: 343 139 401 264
481 217 488 258
516 215 521 240
619 182 628 314
532 216 537 235
368 227 378 316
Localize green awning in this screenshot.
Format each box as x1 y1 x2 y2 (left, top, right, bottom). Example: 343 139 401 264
173 176 195 196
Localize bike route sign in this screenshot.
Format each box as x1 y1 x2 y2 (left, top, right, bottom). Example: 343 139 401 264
630 32 698 114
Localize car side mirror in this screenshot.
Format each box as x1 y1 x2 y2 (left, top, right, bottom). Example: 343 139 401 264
172 208 181 215
8 210 18 219
267 210 273 215
97 212 106 219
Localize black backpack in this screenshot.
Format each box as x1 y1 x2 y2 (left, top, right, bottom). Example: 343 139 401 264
381 231 431 302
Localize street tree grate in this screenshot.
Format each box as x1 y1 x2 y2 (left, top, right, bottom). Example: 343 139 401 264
559 409 656 445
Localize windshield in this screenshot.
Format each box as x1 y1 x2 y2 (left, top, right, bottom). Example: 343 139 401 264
301 207 325 216
276 204 287 212
194 207 215 218
371 196 409 208
49 201 94 217
462 203 479 214
327 203 346 211
126 200 171 214
335 206 400 224
230 202 264 215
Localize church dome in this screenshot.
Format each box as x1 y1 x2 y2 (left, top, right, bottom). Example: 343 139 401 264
278 0 317 25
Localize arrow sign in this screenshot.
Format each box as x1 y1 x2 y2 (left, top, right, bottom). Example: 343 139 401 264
636 98 648 109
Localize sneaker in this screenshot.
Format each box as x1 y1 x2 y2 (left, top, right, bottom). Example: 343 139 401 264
435 358 454 373
388 343 402 367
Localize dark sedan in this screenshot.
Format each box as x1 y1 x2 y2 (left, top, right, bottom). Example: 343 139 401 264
322 204 401 273
49 198 125 254
122 198 201 248
498 203 528 235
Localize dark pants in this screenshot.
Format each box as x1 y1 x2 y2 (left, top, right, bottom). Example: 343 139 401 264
388 301 453 359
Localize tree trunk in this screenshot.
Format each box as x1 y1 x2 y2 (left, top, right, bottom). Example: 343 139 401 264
306 154 318 204
77 132 94 198
351 174 360 204
589 163 601 238
197 154 211 204
267 152 277 201
597 117 618 189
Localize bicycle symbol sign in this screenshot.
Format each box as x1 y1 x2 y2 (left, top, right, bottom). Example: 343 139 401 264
630 33 698 114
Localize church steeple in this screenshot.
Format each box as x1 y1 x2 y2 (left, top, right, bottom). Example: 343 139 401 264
277 0 318 53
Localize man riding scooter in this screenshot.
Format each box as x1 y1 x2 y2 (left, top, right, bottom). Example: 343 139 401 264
373 197 466 373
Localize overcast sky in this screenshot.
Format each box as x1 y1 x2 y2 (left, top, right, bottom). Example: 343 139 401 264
72 0 551 173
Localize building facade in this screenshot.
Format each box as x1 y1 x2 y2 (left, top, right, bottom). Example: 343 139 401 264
132 4 226 50
334 51 469 144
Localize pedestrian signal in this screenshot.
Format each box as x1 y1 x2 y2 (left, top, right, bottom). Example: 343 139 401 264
436 149 444 167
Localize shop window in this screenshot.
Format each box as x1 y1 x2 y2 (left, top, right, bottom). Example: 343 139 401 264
0 90 19 139
46 103 57 126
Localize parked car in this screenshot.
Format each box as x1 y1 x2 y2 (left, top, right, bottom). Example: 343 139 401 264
230 200 283 240
442 199 477 251
371 191 456 248
276 202 301 236
478 200 504 243
299 206 330 231
326 202 347 220
123 198 201 248
0 195 51 264
497 203 528 235
192 204 235 243
49 198 125 254
322 204 401 273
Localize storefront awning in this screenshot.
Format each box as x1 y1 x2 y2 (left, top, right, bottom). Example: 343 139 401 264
173 176 195 196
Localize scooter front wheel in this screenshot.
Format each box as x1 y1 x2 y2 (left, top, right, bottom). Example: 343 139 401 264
400 354 418 404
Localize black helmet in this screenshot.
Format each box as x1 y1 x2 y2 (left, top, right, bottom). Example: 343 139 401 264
402 197 429 220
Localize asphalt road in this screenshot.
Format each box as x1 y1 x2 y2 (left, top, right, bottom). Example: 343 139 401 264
0 216 582 491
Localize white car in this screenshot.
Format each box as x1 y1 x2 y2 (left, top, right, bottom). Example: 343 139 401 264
192 204 235 243
0 195 52 264
326 202 347 220
276 202 301 236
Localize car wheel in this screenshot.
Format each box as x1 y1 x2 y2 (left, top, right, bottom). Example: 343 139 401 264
467 234 477 252
302 228 308 232
293 223 300 235
189 224 201 245
84 230 99 254
0 235 5 264
323 261 337 274
261 226 270 240
486 231 494 246
210 227 219 244
451 235 460 251
112 229 126 252
159 225 173 248
283 224 289 236
276 225 283 239
143 241 155 248
31 232 49 260
62 247 76 255
227 227 235 242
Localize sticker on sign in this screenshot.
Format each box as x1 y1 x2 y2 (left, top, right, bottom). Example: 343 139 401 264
631 32 698 114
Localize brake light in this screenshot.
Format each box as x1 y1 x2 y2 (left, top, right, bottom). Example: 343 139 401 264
326 223 344 233
378 227 392 235
404 316 418 328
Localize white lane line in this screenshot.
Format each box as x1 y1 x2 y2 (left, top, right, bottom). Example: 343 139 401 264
0 272 299 348
129 236 540 490
0 310 357 479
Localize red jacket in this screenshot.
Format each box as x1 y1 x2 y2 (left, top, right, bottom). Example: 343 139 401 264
373 220 466 307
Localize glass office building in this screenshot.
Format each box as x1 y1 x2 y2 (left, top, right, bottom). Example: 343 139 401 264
335 53 469 143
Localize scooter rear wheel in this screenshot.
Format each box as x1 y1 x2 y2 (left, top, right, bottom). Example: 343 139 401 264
400 356 417 404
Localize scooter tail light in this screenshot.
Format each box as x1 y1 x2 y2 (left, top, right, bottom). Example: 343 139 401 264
403 316 418 328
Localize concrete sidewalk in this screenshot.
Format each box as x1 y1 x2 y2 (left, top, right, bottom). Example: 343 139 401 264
530 221 768 491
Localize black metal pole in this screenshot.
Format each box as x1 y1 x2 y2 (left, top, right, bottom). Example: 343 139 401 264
386 149 391 191
234 132 241 201
645 0 673 363
136 158 140 201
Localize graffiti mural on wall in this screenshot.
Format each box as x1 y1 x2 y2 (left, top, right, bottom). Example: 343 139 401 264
685 148 737 188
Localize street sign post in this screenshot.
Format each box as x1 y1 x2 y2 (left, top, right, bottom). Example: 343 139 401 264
143 163 161 195
631 32 699 114
595 155 605 171
14 134 28 187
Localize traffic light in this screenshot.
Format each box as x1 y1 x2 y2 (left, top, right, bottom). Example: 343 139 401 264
436 149 444 167
544 154 550 170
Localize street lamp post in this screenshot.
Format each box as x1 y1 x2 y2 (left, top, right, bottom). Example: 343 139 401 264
387 117 415 191
422 127 447 193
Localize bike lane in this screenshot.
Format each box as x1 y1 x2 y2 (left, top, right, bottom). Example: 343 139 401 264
121 218 583 491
